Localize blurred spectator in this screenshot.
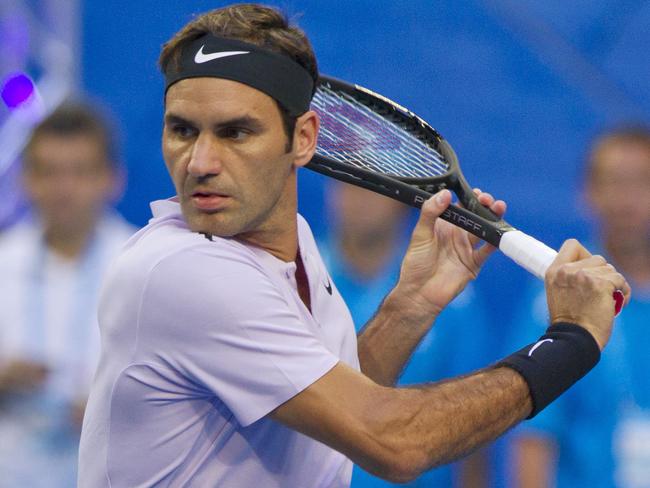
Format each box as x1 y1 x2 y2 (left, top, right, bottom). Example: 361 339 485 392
507 127 650 488
319 182 500 487
0 102 136 487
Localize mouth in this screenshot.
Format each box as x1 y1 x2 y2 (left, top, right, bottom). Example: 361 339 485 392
189 190 230 211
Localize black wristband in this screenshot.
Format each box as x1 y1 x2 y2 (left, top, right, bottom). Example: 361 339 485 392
497 322 601 418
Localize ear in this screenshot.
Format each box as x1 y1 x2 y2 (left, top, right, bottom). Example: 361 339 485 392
107 163 126 204
292 110 319 168
583 178 601 211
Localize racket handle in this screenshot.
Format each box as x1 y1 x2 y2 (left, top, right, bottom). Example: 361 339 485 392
499 230 623 316
499 230 557 280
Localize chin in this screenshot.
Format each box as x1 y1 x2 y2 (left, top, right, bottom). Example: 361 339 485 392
184 211 242 238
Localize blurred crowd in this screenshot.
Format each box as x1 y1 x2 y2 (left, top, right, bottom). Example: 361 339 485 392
0 102 648 487
0 102 135 487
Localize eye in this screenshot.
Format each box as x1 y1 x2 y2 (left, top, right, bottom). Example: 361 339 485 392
169 123 197 139
219 127 250 141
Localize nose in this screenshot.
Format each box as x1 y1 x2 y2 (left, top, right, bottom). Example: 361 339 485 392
187 132 223 177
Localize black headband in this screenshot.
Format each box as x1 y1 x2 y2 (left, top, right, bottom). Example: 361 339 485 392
164 35 314 116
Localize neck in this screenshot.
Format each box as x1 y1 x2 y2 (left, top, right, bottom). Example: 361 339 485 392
339 228 399 280
602 231 650 286
237 170 299 263
241 219 299 262
44 225 94 260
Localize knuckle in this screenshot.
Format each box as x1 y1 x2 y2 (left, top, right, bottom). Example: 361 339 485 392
555 265 570 281
565 238 579 247
575 269 589 283
592 254 607 265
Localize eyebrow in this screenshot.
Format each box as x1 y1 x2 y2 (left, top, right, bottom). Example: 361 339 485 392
164 113 265 132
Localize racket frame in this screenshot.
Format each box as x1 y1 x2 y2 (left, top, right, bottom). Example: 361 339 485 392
307 75 624 314
307 76 515 247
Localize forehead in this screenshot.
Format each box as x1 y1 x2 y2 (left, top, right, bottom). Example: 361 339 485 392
592 140 650 176
164 77 280 121
29 133 108 165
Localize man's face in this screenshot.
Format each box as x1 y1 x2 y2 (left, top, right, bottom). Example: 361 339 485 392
23 133 115 234
162 78 298 239
331 183 407 239
587 140 650 235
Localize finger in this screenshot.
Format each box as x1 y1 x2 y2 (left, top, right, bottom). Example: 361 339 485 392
600 270 631 311
568 263 632 308
476 191 495 207
551 239 592 268
466 201 506 249
597 267 632 302
474 241 497 267
489 200 507 219
410 189 452 243
562 254 607 271
472 188 507 219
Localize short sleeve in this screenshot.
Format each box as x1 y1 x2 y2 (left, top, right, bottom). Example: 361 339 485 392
137 245 339 426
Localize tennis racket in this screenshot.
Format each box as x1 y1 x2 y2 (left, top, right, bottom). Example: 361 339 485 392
307 76 624 314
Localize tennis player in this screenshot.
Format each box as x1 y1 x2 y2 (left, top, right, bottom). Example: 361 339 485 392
78 4 630 487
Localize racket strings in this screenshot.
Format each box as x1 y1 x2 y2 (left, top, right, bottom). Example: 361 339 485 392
312 85 449 178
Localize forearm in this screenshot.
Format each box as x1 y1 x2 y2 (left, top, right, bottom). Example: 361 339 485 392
357 291 439 386
272 361 532 484
366 366 532 480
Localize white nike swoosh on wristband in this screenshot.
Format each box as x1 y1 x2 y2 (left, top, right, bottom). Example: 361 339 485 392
528 338 554 357
194 45 250 64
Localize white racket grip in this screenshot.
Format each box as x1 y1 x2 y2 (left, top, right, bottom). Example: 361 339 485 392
499 230 558 281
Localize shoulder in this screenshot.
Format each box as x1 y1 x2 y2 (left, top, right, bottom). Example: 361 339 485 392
101 223 279 339
117 217 264 284
98 211 138 240
0 218 38 246
94 211 139 255
148 237 267 291
114 213 273 308
0 219 39 266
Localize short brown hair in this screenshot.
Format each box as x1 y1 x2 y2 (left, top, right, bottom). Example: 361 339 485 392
159 4 318 89
159 4 318 146
24 101 118 168
587 125 650 182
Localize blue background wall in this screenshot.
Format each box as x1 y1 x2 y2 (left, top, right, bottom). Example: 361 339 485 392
81 0 650 327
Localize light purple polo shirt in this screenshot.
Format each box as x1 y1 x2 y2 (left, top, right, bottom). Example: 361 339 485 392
78 199 359 487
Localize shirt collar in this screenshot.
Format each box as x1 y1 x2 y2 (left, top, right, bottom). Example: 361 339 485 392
150 197 182 219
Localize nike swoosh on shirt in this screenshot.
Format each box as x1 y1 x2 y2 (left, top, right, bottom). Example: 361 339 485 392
324 277 332 296
194 45 250 64
528 338 554 357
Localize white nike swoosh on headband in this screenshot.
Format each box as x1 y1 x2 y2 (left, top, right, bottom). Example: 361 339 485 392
528 338 554 357
194 45 250 64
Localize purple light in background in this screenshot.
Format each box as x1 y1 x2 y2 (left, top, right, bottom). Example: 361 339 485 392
1 72 35 109
0 9 31 64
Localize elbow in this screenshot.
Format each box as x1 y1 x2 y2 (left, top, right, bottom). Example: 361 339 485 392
351 391 432 483
360 444 428 484
380 457 422 484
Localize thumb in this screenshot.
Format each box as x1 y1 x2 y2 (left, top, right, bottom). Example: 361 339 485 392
551 238 592 268
410 190 452 243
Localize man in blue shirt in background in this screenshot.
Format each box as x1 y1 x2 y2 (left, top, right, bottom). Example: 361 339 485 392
508 126 650 488
320 182 497 487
